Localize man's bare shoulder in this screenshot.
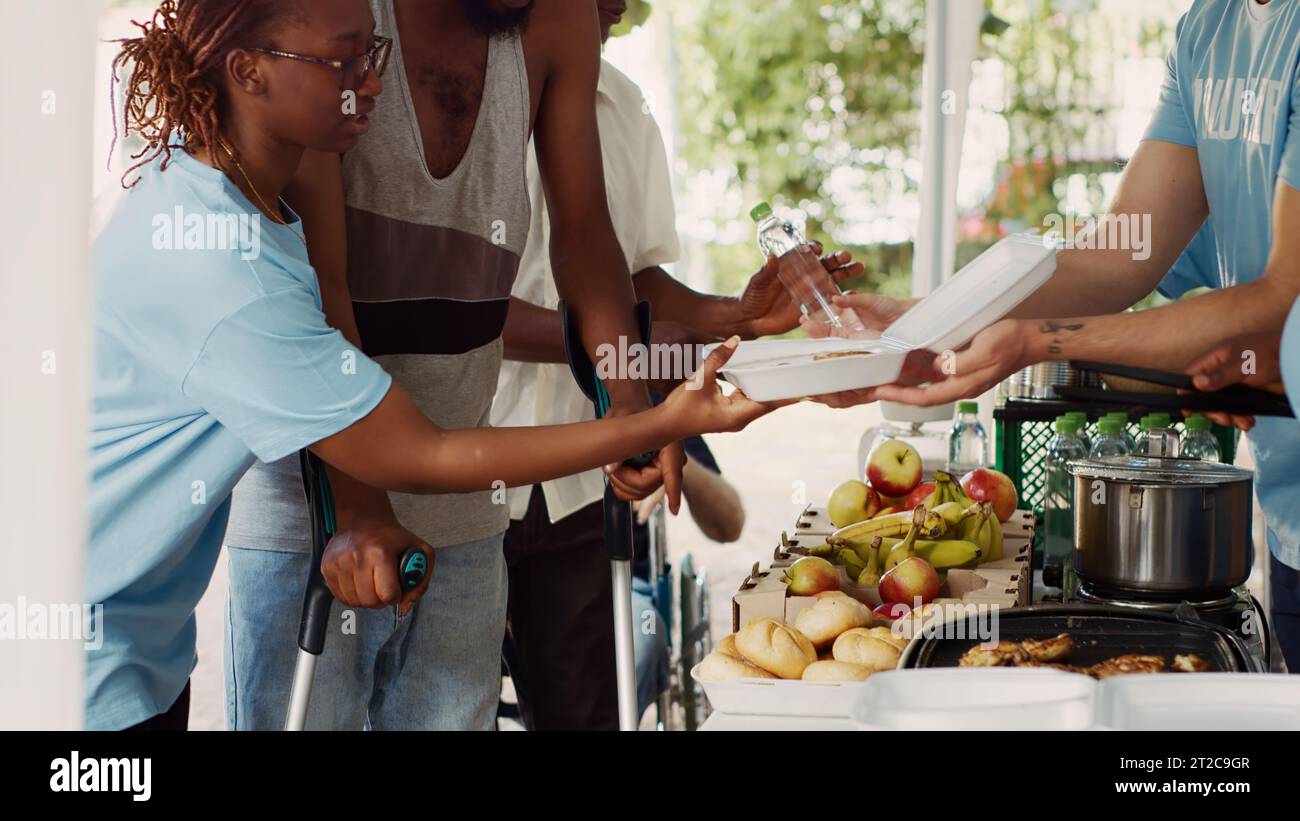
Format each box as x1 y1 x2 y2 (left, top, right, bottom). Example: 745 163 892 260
522 0 598 63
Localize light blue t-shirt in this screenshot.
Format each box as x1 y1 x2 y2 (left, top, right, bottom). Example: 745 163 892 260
1146 0 1300 572
1284 298 1300 422
90 151 391 729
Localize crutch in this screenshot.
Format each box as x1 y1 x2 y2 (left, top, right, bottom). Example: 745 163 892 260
284 450 429 731
558 300 655 732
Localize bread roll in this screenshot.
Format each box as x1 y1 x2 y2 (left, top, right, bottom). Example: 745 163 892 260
716 634 741 658
735 617 817 679
696 650 776 681
801 660 873 682
866 626 908 651
793 591 872 649
832 628 902 671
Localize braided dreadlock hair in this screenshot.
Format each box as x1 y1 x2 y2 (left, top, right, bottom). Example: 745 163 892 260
110 0 301 188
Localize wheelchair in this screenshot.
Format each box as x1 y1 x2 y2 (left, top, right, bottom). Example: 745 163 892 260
641 503 714 731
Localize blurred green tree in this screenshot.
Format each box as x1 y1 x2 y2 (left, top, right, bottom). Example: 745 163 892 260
668 0 1180 309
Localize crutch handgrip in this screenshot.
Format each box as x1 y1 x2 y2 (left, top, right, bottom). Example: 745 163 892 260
398 546 430 592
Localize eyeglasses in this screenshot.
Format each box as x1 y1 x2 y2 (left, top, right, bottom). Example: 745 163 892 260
248 36 392 91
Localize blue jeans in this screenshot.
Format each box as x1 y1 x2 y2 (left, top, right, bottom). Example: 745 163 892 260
223 533 507 730
1271 554 1300 673
632 577 670 717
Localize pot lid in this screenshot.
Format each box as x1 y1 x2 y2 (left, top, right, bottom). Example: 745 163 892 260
1068 456 1253 485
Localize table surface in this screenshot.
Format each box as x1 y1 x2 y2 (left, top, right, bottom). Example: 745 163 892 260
699 712 857 731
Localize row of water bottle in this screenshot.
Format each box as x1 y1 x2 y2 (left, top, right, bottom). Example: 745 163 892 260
1042 411 1222 566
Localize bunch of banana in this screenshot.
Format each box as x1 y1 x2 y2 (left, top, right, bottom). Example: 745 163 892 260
919 472 1002 564
882 507 929 571
875 534 982 569
928 500 983 533
922 470 976 510
857 535 883 585
827 504 945 549
959 500 1003 563
836 547 866 579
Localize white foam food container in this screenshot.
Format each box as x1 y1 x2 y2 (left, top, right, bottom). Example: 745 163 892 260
1094 673 1300 731
851 668 1097 731
690 663 872 718
706 232 1057 401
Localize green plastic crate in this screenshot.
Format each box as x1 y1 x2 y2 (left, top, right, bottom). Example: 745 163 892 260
994 401 1238 555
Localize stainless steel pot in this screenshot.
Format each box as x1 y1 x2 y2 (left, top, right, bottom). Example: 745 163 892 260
999 363 1102 400
1070 456 1253 596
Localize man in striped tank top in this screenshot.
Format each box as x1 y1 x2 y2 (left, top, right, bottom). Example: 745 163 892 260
224 0 685 730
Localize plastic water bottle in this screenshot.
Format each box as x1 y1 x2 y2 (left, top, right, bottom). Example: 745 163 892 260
1044 416 1088 567
751 202 864 333
1135 413 1179 457
947 401 988 475
1104 412 1136 451
1089 417 1130 459
1181 414 1222 462
1066 411 1090 451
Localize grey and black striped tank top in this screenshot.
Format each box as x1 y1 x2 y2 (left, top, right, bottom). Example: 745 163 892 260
226 0 531 551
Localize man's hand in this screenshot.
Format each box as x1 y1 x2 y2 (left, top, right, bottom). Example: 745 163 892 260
633 484 668 525
1186 331 1285 394
867 319 1033 406
809 319 1032 409
1183 331 1285 431
320 521 434 614
603 399 686 513
740 243 864 337
801 291 918 340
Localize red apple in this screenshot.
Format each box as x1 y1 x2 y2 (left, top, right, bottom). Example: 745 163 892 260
877 556 941 606
903 481 936 510
785 556 840 597
873 601 911 622
960 468 1018 522
866 440 923 498
827 480 882 528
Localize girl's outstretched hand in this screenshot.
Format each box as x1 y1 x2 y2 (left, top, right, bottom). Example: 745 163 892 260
662 336 791 435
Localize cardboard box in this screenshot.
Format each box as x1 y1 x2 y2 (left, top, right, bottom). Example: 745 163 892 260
733 509 1034 632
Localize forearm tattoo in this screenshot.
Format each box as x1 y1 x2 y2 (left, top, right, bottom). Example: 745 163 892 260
1039 320 1084 356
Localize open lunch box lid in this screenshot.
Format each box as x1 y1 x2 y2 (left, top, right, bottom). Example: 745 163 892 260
705 232 1057 401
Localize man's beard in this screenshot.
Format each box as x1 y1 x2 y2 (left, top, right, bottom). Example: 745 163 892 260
459 0 535 37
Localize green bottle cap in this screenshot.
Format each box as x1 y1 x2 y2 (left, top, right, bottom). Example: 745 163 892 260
1138 415 1153 431
1054 417 1078 434
749 202 774 222
1104 411 1129 424
1149 412 1172 428
1185 414 1211 431
1066 411 1087 422
958 401 979 414
1097 418 1122 435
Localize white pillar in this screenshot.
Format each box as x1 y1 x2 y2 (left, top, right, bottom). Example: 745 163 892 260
914 0 983 297
0 0 101 730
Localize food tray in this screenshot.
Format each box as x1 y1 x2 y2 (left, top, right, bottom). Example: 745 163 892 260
899 605 1262 673
851 668 1097 730
690 663 872 718
1094 673 1300 730
706 232 1056 401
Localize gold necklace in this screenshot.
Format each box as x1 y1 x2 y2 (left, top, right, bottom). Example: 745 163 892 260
217 138 306 246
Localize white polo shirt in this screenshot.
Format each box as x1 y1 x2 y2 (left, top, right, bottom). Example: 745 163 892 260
492 59 681 523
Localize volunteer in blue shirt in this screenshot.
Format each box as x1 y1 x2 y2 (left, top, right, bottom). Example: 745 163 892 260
1185 291 1300 669
821 0 1300 670
91 0 770 731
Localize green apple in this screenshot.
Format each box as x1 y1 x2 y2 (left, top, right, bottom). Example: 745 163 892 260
827 480 882 528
